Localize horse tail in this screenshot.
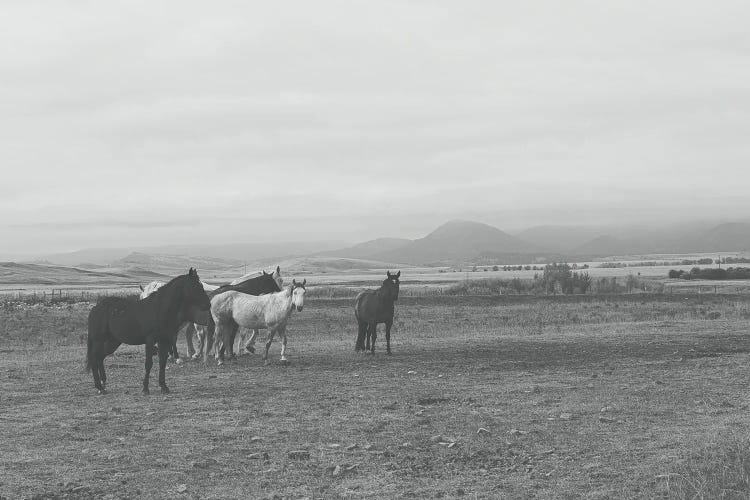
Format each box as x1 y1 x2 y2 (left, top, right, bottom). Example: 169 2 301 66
85 303 101 372
85 329 94 372
354 291 367 321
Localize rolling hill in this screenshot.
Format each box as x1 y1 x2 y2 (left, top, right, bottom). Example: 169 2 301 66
0 262 166 286
365 220 539 265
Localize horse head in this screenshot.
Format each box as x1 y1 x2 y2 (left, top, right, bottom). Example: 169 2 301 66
384 270 401 302
182 268 211 325
272 265 283 290
291 279 306 312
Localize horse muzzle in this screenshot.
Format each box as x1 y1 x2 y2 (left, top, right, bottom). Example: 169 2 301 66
191 308 212 326
295 305 304 312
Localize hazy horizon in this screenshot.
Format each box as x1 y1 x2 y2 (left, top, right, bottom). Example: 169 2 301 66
2 1 749 257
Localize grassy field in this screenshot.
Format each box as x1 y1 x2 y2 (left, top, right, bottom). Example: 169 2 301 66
2 294 750 499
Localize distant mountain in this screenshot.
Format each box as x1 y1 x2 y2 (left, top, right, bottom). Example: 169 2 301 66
35 241 346 268
676 222 750 253
570 235 633 256
514 225 607 253
321 237 411 259
111 252 244 274
370 220 538 264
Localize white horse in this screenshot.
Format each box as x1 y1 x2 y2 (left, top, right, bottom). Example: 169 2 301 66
212 279 306 365
192 267 284 361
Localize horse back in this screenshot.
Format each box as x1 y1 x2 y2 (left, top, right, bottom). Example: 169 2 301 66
89 296 156 344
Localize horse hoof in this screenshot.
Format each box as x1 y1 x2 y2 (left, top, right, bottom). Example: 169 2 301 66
175 358 184 365
97 389 107 395
246 346 255 354
217 360 224 367
386 351 392 355
280 359 290 365
142 388 150 395
161 386 170 395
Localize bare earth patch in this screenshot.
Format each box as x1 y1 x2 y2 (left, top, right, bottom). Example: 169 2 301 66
2 295 750 498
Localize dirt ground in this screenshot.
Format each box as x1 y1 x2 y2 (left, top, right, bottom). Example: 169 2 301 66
2 295 750 499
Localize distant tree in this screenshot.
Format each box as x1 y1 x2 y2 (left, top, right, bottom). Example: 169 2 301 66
492 265 499 271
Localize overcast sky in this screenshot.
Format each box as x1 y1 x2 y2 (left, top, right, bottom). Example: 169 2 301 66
2 1 749 257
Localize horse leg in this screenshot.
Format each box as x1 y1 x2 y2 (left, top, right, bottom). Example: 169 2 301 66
98 339 121 392
355 320 366 352
193 324 205 360
214 321 226 366
385 320 393 355
203 319 216 364
244 329 259 354
263 328 278 364
227 324 239 360
157 339 170 394
185 323 196 359
365 324 371 351
369 322 377 354
143 339 154 395
90 340 105 393
278 326 288 364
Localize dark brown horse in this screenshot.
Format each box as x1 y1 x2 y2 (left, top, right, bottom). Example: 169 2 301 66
86 268 211 395
354 271 400 354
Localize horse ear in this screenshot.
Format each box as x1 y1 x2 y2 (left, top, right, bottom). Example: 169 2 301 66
387 271 392 278
263 271 268 275
276 266 280 274
292 279 297 286
139 284 144 292
302 279 306 287
396 271 401 278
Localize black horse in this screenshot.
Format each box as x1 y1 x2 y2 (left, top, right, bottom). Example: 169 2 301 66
200 270 283 362
86 268 211 395
354 271 400 354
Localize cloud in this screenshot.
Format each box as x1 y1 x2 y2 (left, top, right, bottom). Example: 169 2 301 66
1 1 749 254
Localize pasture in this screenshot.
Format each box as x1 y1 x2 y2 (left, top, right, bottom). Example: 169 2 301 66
2 294 750 498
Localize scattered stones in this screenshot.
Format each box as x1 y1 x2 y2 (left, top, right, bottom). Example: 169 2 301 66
401 442 411 448
191 458 218 469
176 484 187 493
329 443 341 449
476 427 490 435
559 413 573 420
599 416 617 424
250 436 262 443
430 435 444 443
363 444 374 451
509 429 528 436
247 453 263 460
600 406 613 413
407 370 417 375
288 450 310 460
332 465 342 477
447 442 457 449
345 444 358 451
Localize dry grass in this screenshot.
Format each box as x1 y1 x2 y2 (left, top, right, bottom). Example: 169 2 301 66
2 295 750 498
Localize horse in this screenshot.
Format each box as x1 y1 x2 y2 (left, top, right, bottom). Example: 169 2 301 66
86 268 211 395
354 270 400 354
212 279 306 365
139 279 218 361
198 267 283 363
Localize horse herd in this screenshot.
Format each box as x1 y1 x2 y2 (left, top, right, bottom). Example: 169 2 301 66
85 267 401 394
